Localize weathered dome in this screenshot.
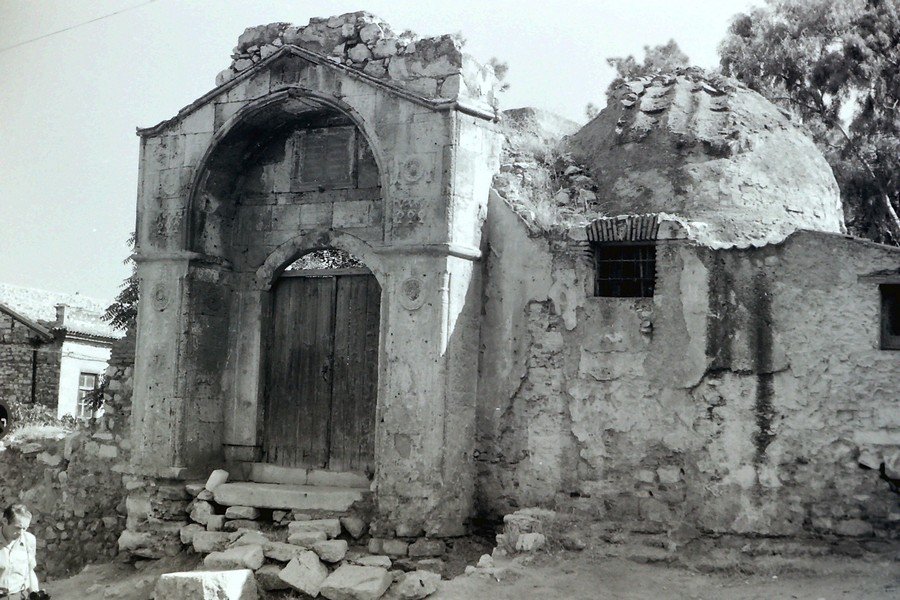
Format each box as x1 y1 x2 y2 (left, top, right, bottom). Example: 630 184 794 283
568 69 845 247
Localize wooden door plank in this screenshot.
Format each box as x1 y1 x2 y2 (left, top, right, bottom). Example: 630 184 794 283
329 274 379 472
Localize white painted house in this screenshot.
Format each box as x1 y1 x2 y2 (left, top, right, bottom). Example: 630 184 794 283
0 283 123 419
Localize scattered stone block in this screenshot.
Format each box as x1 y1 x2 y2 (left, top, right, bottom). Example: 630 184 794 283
515 532 546 552
475 554 493 569
180 523 205 545
289 518 341 538
313 539 349 563
288 531 328 546
393 570 440 599
382 539 409 557
225 520 262 532
185 483 205 497
255 564 290 591
197 489 215 501
264 541 306 562
226 506 261 520
320 564 392 600
204 544 265 571
154 569 257 600
272 510 289 523
190 500 215 526
367 538 383 554
407 539 445 558
341 515 368 539
206 469 229 491
351 554 392 569
193 531 232 554
414 559 445 576
231 530 269 547
207 515 226 531
279 551 328 596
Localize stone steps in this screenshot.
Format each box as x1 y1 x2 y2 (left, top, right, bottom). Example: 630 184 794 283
247 462 370 489
213 481 368 512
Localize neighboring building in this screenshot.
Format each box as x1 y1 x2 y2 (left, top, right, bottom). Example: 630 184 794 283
125 12 899 548
0 284 122 420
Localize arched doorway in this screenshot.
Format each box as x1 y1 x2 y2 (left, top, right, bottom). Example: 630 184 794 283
261 248 380 474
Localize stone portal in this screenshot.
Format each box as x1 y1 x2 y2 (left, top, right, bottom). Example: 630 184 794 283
131 15 502 536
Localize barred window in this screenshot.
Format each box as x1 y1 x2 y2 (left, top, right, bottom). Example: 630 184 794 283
592 243 656 298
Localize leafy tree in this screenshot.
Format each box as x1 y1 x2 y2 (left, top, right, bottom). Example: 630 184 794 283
103 234 138 331
719 0 900 243
605 39 690 97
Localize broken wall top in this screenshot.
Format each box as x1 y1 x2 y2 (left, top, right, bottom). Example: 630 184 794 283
567 68 846 248
216 12 500 113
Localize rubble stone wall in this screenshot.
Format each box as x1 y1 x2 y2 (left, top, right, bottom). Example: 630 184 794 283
0 312 61 410
216 12 498 112
477 196 900 541
0 431 128 579
0 330 135 579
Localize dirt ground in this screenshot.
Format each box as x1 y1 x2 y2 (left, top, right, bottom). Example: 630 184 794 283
41 546 899 600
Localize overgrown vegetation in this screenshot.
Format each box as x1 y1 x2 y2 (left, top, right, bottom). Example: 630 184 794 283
103 233 138 331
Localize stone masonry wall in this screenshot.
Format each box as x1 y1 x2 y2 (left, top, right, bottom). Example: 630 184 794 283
0 312 61 411
478 199 900 544
0 330 135 579
0 431 127 579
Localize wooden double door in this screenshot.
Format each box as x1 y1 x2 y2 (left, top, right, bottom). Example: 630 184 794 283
262 270 380 473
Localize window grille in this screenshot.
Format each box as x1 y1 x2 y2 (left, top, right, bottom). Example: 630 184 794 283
592 243 656 298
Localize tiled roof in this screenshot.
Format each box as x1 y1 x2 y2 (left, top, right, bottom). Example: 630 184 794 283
0 283 123 340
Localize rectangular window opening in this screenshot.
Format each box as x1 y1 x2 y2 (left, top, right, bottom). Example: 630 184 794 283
592 242 656 298
77 372 99 420
880 284 900 350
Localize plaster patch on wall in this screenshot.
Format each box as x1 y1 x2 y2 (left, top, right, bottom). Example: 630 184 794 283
548 267 583 330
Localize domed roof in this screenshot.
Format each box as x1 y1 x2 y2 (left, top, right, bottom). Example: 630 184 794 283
567 68 845 247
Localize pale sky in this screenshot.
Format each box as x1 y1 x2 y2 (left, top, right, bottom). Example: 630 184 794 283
0 0 758 302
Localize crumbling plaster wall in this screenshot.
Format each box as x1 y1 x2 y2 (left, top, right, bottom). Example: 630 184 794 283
478 201 899 539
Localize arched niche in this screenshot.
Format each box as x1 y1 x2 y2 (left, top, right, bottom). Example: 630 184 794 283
188 92 385 270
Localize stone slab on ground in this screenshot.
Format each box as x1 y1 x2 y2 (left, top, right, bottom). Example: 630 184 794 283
320 564 393 600
154 569 257 600
203 544 265 571
214 482 364 511
278 551 328 596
